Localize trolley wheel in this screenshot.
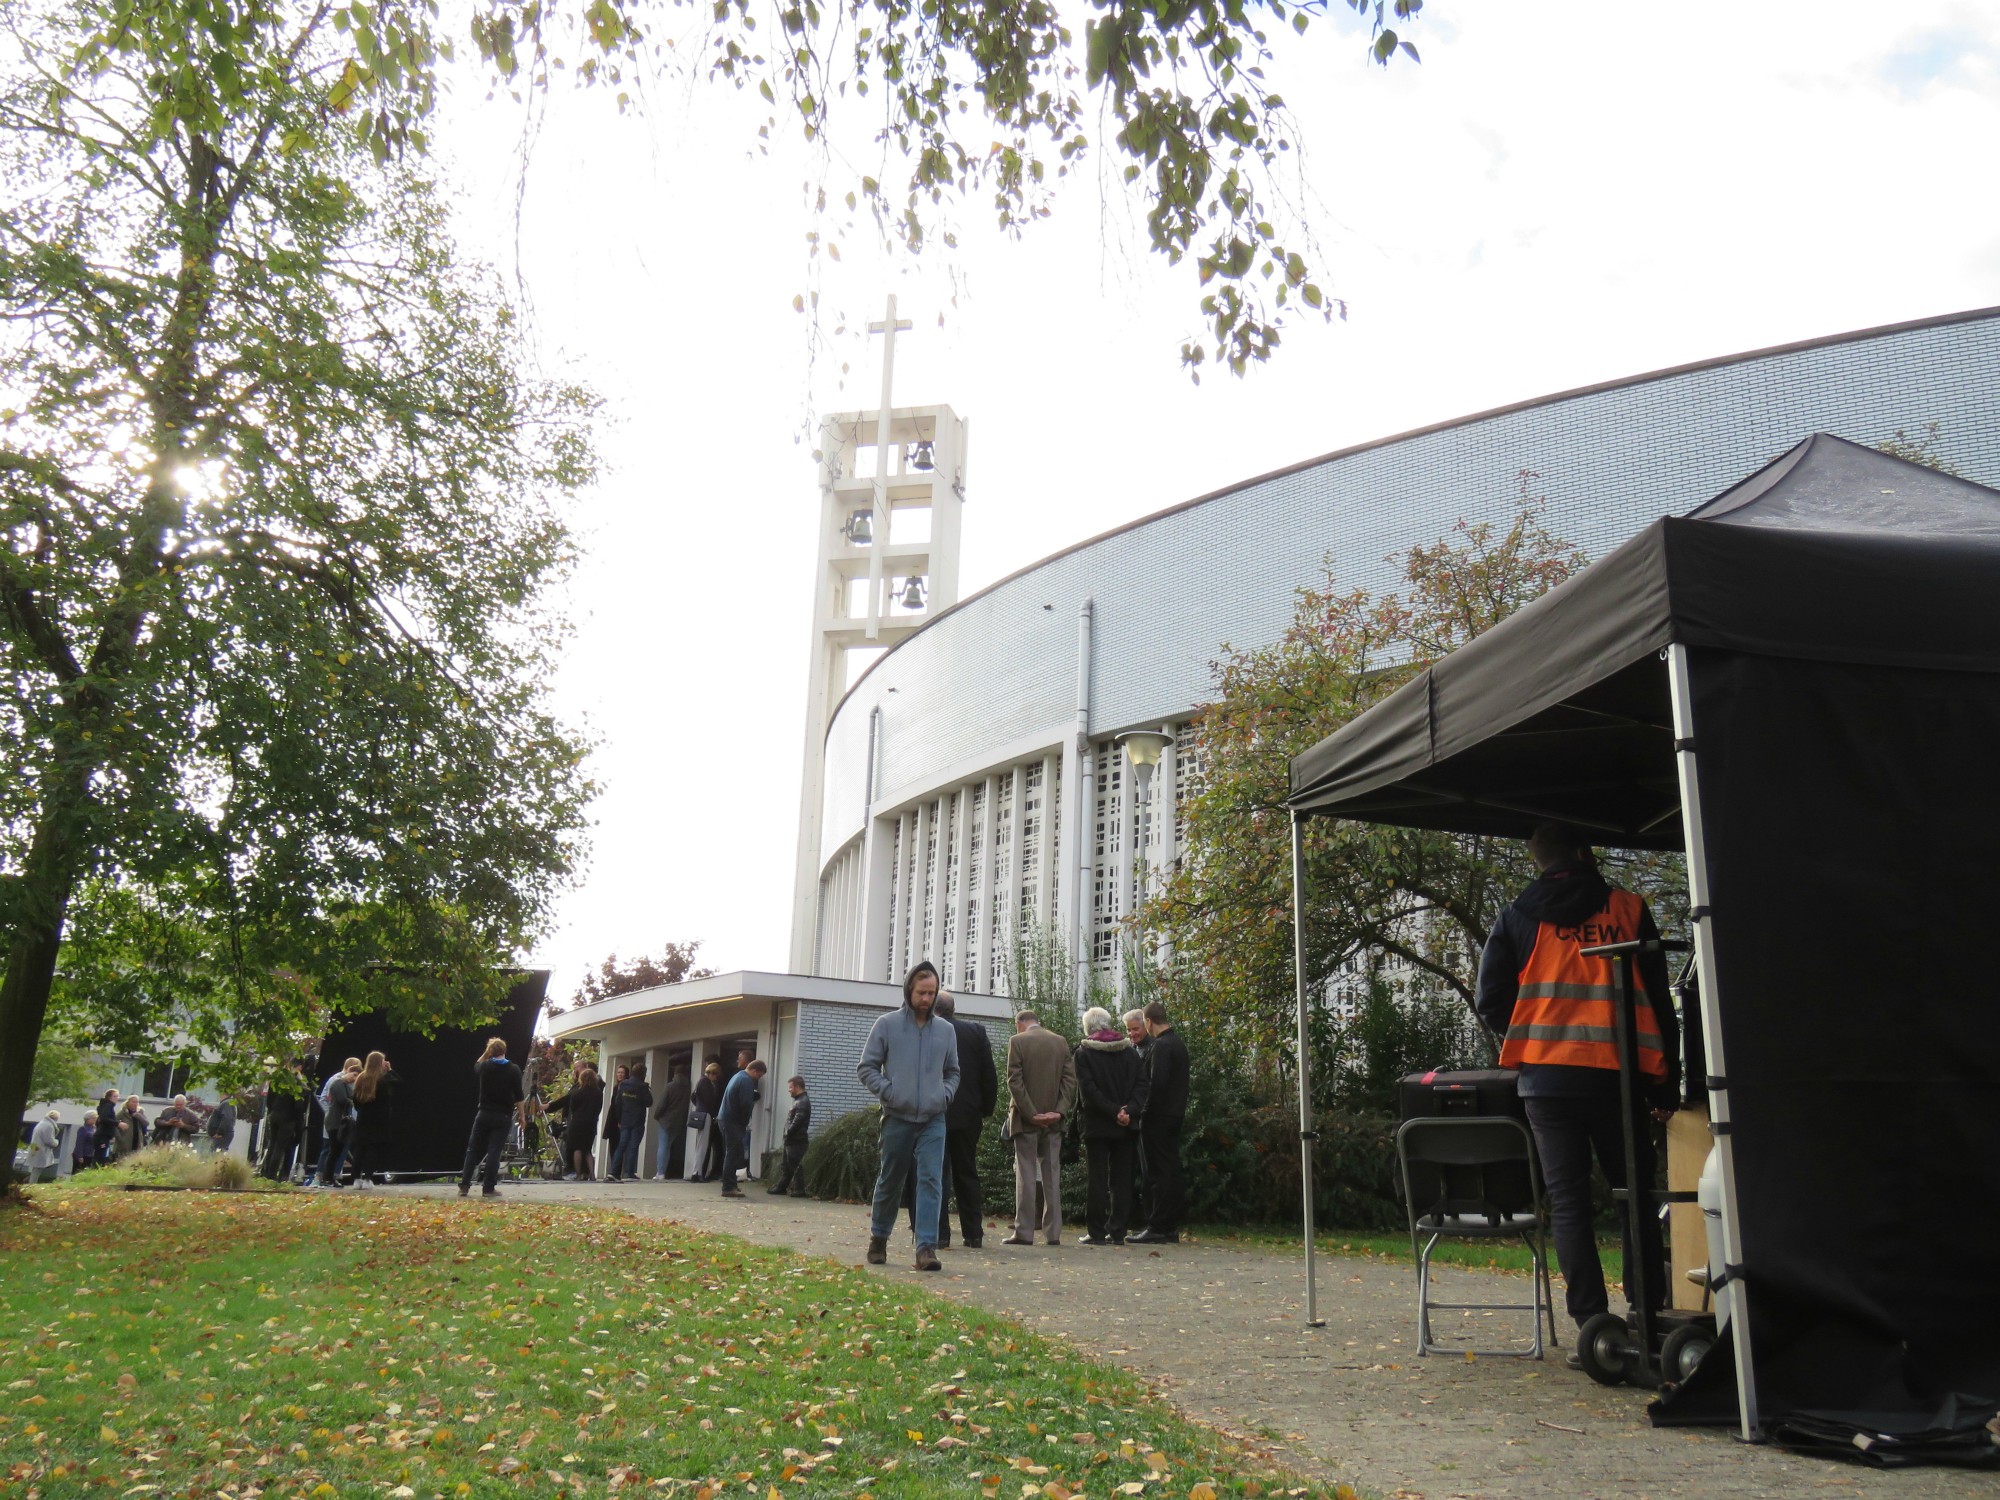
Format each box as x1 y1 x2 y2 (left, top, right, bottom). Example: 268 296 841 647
1576 1312 1634 1386
1659 1322 1714 1385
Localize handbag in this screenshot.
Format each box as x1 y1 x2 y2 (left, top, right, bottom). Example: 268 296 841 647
687 1107 710 1131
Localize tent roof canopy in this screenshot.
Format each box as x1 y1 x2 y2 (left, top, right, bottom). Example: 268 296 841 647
1287 434 2000 848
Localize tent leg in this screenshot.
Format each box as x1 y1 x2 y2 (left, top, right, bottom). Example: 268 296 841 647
1291 812 1325 1329
1668 643 1760 1442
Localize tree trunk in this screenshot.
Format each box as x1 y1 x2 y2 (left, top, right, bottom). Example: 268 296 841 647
0 753 93 1178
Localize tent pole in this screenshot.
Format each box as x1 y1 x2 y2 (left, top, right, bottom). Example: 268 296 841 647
1290 812 1325 1328
1667 644 1760 1442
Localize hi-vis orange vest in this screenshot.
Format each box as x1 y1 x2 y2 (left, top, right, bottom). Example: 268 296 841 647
1498 888 1667 1078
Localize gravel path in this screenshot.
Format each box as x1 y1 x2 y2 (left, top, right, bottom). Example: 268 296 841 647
391 1177 1989 1500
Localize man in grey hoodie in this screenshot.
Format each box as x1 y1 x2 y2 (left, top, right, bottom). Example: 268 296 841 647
857 960 960 1272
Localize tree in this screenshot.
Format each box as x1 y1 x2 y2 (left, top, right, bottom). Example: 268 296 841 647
570 942 716 1009
82 0 1429 376
1147 488 1595 1074
0 0 597 1143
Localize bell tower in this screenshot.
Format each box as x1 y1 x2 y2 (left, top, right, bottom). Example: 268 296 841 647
789 295 969 973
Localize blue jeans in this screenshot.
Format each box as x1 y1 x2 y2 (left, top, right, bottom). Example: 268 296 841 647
614 1126 643 1180
870 1114 945 1247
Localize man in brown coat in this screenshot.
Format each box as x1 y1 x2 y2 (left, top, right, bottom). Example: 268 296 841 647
1001 1011 1077 1246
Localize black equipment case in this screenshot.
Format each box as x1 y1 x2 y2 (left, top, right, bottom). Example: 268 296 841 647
1397 1067 1527 1122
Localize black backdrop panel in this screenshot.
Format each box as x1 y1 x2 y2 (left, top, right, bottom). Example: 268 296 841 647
1692 651 2000 1416
318 973 546 1175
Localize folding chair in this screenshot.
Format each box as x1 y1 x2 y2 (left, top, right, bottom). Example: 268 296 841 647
1395 1115 1555 1358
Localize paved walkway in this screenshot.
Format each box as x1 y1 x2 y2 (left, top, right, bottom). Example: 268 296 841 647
395 1178 1989 1500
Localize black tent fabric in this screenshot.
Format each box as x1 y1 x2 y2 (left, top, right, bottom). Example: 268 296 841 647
1287 435 2000 1439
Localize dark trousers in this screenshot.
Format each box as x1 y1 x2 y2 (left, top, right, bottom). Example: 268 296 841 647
720 1125 752 1192
460 1107 512 1193
772 1137 808 1193
1083 1134 1137 1241
1524 1093 1666 1325
1140 1117 1184 1235
260 1124 299 1182
348 1137 382 1183
943 1125 984 1243
316 1128 351 1185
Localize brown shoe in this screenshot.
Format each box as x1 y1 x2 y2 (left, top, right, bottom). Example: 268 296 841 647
914 1246 941 1272
866 1236 888 1265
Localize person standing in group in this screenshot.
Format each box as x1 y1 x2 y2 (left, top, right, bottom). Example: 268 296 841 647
1121 1008 1153 1232
608 1061 652 1183
260 1062 308 1182
652 1063 691 1181
1130 1002 1189 1245
688 1059 724 1182
1073 1005 1150 1246
458 1037 526 1199
347 1052 400 1188
205 1094 237 1156
308 1057 360 1187
549 1064 604 1181
1001 1010 1076 1247
153 1094 202 1145
27 1110 62 1183
716 1059 766 1198
94 1090 120 1162
71 1113 98 1175
857 960 960 1272
601 1064 629 1179
932 992 998 1249
767 1076 812 1196
315 1058 362 1187
112 1095 148 1159
1473 821 1678 1359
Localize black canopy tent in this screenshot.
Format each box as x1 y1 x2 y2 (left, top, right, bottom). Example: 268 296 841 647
1285 435 2000 1443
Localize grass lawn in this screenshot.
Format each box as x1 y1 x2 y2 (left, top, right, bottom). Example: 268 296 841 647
0 1191 1356 1500
1190 1224 1624 1283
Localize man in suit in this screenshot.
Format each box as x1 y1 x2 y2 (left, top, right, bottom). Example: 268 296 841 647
931 992 998 1248
1129 1001 1189 1245
1001 1011 1077 1247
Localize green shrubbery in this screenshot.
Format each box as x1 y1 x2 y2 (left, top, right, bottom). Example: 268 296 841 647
62 1145 272 1193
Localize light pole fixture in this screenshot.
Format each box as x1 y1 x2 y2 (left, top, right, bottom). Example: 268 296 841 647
898 573 928 611
841 508 873 546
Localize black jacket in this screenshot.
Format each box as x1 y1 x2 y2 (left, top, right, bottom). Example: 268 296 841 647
352 1072 399 1146
1474 861 1679 1104
476 1059 525 1111
264 1085 307 1133
1073 1037 1150 1141
782 1093 812 1144
1144 1027 1190 1125
943 1017 998 1132
691 1074 723 1121
552 1080 603 1142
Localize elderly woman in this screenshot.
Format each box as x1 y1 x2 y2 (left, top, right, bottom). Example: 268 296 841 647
1072 1006 1151 1246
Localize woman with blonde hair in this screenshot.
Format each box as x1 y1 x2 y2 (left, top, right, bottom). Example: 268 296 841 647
549 1064 603 1181
348 1051 399 1189
458 1037 525 1199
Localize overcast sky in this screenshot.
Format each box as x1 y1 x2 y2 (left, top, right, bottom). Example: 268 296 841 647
441 1 2000 1002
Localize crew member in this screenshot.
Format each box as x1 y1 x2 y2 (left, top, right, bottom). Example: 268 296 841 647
1474 822 1678 1357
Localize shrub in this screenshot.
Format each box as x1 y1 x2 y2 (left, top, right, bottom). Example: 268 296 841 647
803 1104 882 1202
208 1152 254 1192
67 1145 273 1193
